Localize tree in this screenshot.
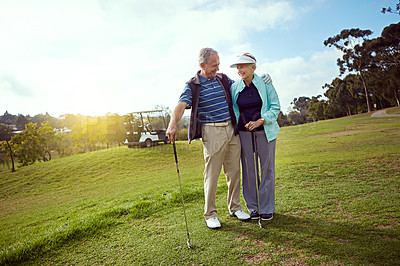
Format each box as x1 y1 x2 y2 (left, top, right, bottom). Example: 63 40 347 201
70 117 106 152
308 96 327 121
324 28 373 112
104 114 126 147
323 75 366 117
277 112 290 127
11 123 42 166
11 122 56 166
365 22 400 106
290 97 312 124
16 114 29 131
287 110 303 125
0 111 17 125
347 74 366 113
324 79 346 117
62 114 82 129
37 121 57 161
0 124 16 172
53 132 72 157
309 101 327 121
368 23 400 66
31 112 62 128
382 1 400 15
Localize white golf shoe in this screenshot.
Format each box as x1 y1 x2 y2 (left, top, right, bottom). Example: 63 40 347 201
230 209 251 221
205 217 221 229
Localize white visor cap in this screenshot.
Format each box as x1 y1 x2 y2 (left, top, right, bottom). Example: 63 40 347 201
230 55 256 68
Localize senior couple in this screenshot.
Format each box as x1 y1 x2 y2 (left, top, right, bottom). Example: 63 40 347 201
167 48 281 229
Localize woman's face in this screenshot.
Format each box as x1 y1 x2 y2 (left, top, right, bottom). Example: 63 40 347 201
236 64 255 81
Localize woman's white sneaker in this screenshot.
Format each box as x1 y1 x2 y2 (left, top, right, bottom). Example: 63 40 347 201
230 210 250 221
205 217 221 229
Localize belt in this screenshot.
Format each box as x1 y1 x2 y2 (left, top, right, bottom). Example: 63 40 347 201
202 120 231 127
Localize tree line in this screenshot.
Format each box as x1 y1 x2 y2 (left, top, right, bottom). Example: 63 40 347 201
0 112 128 171
278 20 399 125
0 106 175 172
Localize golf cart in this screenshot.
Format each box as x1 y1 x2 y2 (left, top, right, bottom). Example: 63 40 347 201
124 110 170 148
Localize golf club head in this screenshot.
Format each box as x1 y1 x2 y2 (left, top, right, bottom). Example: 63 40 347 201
258 219 263 228
187 240 193 249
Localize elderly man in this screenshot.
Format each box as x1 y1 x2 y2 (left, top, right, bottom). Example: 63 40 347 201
167 48 271 229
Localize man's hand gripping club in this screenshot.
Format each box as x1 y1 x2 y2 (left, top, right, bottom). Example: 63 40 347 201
167 101 187 143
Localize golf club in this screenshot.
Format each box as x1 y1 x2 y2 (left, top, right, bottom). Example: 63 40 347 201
251 131 263 228
172 142 193 249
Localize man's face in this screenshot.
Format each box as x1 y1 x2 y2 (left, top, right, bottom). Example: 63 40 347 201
201 53 220 79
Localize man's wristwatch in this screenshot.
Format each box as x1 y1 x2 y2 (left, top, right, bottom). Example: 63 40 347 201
260 118 265 124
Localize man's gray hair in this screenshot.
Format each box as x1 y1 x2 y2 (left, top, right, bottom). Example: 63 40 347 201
199 48 218 65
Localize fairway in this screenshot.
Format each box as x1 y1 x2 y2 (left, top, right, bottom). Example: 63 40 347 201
1 109 399 265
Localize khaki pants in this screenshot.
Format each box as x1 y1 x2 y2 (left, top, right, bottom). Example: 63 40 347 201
201 122 242 219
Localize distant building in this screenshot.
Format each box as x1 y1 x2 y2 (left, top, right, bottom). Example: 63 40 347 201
55 127 72 135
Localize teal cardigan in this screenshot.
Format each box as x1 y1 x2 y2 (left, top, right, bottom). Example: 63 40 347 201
231 73 281 142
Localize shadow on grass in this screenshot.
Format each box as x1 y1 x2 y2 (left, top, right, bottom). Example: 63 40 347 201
5 183 399 265
222 213 400 264
0 187 205 265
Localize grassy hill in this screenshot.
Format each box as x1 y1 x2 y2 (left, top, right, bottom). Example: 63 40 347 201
1 109 399 265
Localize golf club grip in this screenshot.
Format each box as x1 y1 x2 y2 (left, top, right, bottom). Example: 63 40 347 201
249 130 254 153
173 143 178 164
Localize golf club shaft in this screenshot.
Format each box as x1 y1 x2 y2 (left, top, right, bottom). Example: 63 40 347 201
172 143 192 247
251 131 262 228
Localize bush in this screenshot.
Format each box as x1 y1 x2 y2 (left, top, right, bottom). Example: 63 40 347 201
177 128 188 141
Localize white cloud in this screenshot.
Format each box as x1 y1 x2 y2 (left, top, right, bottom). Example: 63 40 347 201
0 74 34 97
0 0 304 116
257 49 342 113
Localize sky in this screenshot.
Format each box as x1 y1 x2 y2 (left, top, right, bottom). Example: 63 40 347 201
1 0 399 118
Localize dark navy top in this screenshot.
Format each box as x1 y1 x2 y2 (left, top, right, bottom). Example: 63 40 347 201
237 82 263 131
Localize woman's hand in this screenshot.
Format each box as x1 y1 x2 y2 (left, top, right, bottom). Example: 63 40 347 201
245 118 265 131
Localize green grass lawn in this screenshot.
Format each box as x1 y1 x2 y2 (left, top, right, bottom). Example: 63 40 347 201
1 109 399 265
386 106 400 115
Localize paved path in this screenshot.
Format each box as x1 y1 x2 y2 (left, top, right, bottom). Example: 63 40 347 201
371 109 400 118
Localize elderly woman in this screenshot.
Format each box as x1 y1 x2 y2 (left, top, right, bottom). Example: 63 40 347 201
230 53 281 221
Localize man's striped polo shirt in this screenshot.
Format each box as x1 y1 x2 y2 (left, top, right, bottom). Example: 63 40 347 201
178 73 234 123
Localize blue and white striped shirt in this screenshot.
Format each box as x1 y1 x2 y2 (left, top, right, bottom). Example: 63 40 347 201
179 74 234 123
